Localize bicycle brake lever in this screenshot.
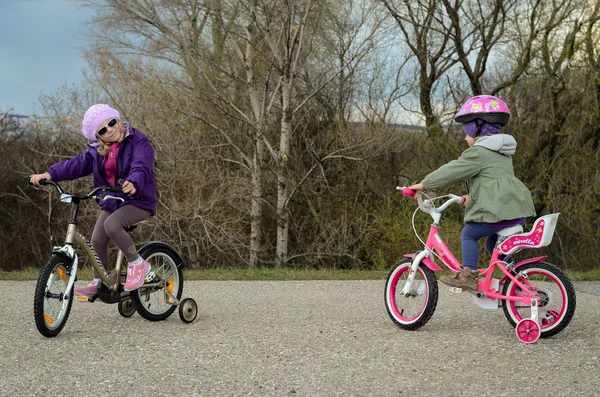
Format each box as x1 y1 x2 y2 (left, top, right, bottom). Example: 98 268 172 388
99 195 125 202
447 194 467 206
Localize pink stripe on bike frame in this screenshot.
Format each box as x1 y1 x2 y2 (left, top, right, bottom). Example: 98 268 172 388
425 227 461 272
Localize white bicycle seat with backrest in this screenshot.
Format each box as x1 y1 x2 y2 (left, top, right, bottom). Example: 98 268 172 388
498 213 560 256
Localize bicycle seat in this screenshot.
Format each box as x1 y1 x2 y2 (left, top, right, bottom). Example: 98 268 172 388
124 221 145 233
498 213 560 255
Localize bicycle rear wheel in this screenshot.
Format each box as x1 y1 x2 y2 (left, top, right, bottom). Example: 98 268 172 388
502 262 576 338
130 244 184 321
33 254 74 337
385 258 438 330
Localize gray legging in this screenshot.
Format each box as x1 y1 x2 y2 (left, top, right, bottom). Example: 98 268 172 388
91 205 151 273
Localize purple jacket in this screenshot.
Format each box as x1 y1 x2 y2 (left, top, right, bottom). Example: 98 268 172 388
47 126 156 215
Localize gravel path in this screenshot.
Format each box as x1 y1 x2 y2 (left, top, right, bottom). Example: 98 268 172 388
1 280 598 396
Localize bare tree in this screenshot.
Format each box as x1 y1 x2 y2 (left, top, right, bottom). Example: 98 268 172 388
77 0 268 267
441 0 523 96
72 0 397 269
0 112 25 144
379 0 458 137
581 0 600 148
246 0 391 265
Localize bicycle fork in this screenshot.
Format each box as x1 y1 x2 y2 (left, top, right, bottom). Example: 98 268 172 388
52 244 79 300
400 250 431 296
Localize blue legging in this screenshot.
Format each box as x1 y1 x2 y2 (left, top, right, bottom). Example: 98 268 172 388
461 222 515 270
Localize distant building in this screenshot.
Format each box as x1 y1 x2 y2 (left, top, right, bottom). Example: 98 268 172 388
2 114 59 139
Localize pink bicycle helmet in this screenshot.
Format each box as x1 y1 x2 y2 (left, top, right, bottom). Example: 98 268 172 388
454 95 510 125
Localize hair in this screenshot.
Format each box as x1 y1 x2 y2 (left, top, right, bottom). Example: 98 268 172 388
96 121 128 156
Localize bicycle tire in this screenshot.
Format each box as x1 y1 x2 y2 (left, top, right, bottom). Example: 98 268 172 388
130 243 184 321
118 299 136 318
385 258 439 330
33 254 74 337
502 262 576 338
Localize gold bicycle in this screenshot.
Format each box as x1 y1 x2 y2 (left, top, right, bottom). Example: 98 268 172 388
31 179 198 337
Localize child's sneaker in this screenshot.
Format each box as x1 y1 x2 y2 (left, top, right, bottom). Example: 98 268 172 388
440 267 480 291
74 279 100 298
124 258 151 291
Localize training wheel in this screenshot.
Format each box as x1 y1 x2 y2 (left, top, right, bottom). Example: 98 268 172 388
118 299 136 318
178 298 198 324
515 318 541 343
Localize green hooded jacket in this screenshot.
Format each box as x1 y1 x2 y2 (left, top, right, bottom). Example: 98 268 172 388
422 134 536 223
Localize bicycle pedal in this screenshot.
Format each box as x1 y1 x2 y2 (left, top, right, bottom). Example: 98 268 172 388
449 287 464 293
144 271 156 283
75 296 92 302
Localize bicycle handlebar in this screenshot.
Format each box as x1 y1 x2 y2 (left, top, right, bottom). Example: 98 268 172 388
435 195 464 211
30 178 124 199
397 186 466 216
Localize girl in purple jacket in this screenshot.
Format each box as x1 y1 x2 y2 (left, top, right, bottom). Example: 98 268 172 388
30 104 157 297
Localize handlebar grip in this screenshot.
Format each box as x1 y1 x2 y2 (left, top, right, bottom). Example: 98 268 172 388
401 187 416 198
28 177 48 186
107 186 123 193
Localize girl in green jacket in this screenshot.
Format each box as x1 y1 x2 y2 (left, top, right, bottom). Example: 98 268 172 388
408 95 536 290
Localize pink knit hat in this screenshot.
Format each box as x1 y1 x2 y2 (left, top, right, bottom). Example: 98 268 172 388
81 104 120 141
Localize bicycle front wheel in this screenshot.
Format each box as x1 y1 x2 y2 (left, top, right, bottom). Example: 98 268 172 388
502 262 576 338
33 254 74 337
130 244 184 321
385 258 438 330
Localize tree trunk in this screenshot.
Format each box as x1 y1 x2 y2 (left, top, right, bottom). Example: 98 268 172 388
244 22 267 268
419 79 444 137
276 80 292 266
249 137 264 268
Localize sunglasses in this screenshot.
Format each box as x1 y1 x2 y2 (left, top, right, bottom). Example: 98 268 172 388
96 118 118 136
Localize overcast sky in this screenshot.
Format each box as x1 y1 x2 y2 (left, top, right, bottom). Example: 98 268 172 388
0 0 93 116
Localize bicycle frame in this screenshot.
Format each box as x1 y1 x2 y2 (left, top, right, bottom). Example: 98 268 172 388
31 180 199 336
59 220 172 301
55 195 126 295
39 180 170 300
401 192 543 319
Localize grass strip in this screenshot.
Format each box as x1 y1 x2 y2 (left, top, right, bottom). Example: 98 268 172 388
1 267 598 281
0 267 389 281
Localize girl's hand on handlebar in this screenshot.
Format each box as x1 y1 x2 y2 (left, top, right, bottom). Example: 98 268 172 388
122 180 136 195
30 173 51 186
407 183 424 199
461 195 468 206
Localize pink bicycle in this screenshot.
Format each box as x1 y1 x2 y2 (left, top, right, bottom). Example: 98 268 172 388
384 187 576 343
